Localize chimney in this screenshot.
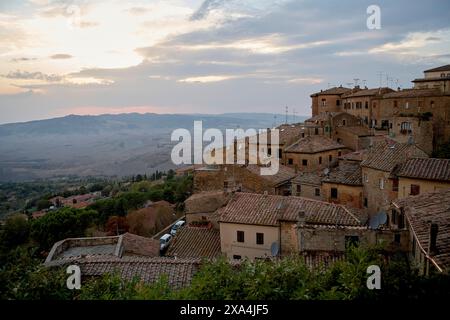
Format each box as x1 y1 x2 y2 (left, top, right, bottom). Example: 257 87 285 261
429 223 439 255
297 211 305 226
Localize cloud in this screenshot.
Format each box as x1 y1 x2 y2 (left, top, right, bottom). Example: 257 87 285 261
190 0 229 21
50 53 73 59
178 75 237 83
2 70 63 82
10 57 37 62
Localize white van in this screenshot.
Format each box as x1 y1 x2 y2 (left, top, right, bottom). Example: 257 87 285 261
170 220 186 236
160 234 172 251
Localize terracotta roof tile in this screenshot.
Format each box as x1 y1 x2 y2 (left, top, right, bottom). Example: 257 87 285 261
285 135 346 154
244 164 297 186
292 171 323 186
322 162 362 186
310 86 352 97
341 87 394 98
393 189 450 273
219 192 363 227
396 158 450 182
361 140 428 172
383 88 443 98
166 227 221 259
47 256 201 289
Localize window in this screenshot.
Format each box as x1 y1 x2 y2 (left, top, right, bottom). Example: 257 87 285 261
394 233 401 244
338 151 342 157
296 185 301 193
391 210 397 225
345 236 359 248
363 173 368 182
315 188 321 196
268 148 271 156
256 233 264 245
410 184 420 196
398 213 405 229
321 98 326 106
430 101 435 108
301 132 305 138
288 158 293 165
224 181 229 189
279 149 282 159
400 122 412 134
233 255 242 260
315 128 319 135
331 188 338 199
364 198 368 208
302 159 308 166
441 73 446 78
336 100 341 106
329 155 332 162
379 178 384 190
365 101 369 109
237 231 244 243
394 100 398 108
342 119 346 126
319 156 322 165
392 178 399 192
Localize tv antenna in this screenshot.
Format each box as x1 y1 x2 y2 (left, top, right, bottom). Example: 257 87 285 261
353 78 360 87
285 106 288 124
377 71 383 87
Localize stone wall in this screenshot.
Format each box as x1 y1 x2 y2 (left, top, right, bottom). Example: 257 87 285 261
322 182 363 209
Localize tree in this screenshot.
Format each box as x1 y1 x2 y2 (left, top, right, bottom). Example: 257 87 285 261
0 214 30 248
105 216 129 236
30 208 98 249
36 199 52 210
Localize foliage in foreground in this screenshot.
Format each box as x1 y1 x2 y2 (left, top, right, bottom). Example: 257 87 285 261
76 246 450 300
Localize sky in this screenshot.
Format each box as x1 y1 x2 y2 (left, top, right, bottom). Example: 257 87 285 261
0 0 449 124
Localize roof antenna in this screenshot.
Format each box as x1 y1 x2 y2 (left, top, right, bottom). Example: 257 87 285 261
285 106 288 124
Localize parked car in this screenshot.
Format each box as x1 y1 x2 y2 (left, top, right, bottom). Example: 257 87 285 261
170 220 186 236
159 234 172 251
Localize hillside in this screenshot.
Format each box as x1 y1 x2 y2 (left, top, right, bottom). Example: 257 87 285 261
0 113 306 182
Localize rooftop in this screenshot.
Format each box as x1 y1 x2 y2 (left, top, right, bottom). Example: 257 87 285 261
185 191 230 214
219 192 363 227
49 256 201 289
310 86 352 97
338 149 368 162
336 125 371 137
166 227 221 259
396 158 450 182
285 135 346 154
292 171 323 186
424 64 450 73
361 140 428 172
322 162 362 186
305 112 341 123
244 164 297 186
342 87 394 98
393 189 450 273
383 88 443 98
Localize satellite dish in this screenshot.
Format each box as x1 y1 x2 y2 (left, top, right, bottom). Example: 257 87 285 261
369 215 380 230
377 211 387 225
270 242 279 256
323 168 330 175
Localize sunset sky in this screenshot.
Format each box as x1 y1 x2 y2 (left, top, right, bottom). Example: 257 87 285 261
1 0 450 124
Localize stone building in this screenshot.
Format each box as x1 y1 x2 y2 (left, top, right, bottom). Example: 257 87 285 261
184 190 230 227
193 164 296 195
283 135 349 172
395 158 450 198
218 192 367 260
322 161 363 209
391 188 450 275
291 171 324 201
341 87 394 127
360 139 428 216
310 86 352 116
412 64 450 93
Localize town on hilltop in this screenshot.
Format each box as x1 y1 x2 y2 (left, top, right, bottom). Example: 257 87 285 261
35 65 450 292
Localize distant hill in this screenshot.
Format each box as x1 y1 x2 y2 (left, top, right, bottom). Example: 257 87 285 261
0 113 307 182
